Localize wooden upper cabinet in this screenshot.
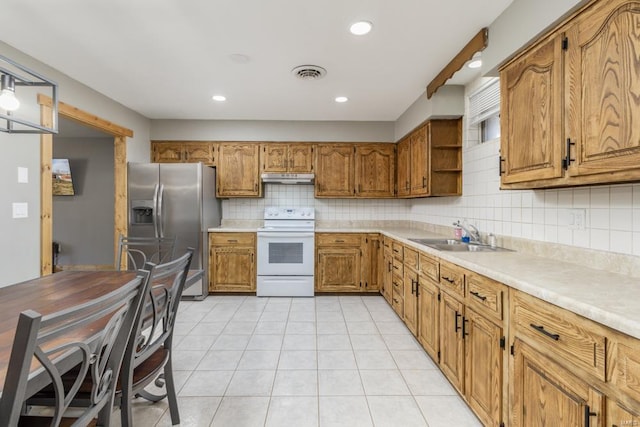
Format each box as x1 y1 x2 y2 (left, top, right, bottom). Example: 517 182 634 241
315 144 356 197
500 34 564 186
151 141 216 165
262 143 313 173
565 0 640 180
217 143 261 197
288 144 314 173
397 137 411 197
410 126 429 196
355 144 395 197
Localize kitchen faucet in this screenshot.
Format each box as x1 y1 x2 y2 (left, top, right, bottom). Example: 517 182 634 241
453 220 481 244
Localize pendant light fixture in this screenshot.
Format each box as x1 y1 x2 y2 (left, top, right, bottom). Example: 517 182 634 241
0 54 58 134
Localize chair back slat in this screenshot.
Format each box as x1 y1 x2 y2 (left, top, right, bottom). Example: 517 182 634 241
0 271 150 427
116 235 176 271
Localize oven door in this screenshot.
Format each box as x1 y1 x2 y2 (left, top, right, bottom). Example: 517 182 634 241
257 231 314 276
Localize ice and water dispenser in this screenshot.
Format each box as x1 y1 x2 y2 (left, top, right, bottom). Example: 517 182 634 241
131 200 154 225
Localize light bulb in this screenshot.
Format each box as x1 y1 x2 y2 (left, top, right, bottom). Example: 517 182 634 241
350 21 373 36
0 88 20 111
468 59 482 69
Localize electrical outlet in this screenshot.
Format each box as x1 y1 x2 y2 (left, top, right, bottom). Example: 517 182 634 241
559 208 586 230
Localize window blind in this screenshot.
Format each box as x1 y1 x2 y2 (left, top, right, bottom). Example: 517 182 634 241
468 78 500 125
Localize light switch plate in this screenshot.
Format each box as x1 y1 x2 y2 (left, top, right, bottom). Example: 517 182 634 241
560 208 586 230
17 167 28 183
12 202 28 219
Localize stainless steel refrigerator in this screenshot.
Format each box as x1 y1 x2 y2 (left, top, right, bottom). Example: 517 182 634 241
127 162 221 299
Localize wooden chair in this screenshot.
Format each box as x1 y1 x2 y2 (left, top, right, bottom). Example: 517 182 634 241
118 248 194 427
115 235 176 271
0 271 150 427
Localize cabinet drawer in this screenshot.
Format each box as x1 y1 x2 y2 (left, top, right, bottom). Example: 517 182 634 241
392 242 404 259
391 289 404 316
392 258 404 278
210 232 255 246
383 237 393 252
439 261 464 298
512 291 606 380
403 246 419 271
419 252 439 282
465 272 507 321
316 233 361 246
392 274 404 294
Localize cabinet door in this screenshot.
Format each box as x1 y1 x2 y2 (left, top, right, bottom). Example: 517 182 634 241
217 144 261 197
288 144 314 173
464 308 503 427
209 246 255 292
262 144 288 172
439 292 465 393
500 34 564 185
410 126 429 196
316 247 361 292
355 144 395 198
362 234 382 292
152 142 183 163
512 339 603 427
315 144 355 197
403 267 419 336
183 142 215 164
397 137 411 197
565 0 640 180
418 277 439 362
382 249 393 303
607 400 639 427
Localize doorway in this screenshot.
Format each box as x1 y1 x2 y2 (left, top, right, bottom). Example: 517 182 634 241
39 95 133 275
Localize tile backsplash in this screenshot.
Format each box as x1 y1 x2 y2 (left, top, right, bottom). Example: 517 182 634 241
222 138 640 257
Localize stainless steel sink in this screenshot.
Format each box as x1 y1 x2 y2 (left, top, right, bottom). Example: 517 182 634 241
409 238 513 252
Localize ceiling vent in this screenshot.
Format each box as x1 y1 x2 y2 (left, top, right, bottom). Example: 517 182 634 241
291 65 327 80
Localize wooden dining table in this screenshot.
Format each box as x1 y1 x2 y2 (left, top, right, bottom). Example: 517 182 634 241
0 270 140 391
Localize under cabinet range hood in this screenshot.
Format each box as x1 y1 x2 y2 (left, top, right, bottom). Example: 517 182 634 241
261 173 315 184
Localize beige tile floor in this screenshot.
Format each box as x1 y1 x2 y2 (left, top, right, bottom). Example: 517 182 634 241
123 295 482 427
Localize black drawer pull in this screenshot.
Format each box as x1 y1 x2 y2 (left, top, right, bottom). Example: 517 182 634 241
388 262 392 272
393 265 400 270
530 323 560 341
227 239 238 243
442 276 455 284
335 239 345 243
470 291 487 301
455 311 461 332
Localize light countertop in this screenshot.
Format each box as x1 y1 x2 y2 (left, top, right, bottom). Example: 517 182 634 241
209 225 640 339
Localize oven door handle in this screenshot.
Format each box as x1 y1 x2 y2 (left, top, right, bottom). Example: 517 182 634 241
257 232 315 238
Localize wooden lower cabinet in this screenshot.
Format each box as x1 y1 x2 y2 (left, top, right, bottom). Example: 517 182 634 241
381 244 393 304
208 233 256 292
607 400 639 427
417 276 439 362
315 233 380 293
439 291 465 394
512 338 603 427
464 308 503 427
403 265 419 335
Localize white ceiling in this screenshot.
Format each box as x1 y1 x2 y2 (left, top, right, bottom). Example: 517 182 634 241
2 0 512 122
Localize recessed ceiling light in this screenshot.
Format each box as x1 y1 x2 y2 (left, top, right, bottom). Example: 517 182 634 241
468 59 482 69
350 21 373 36
212 95 226 102
335 96 348 103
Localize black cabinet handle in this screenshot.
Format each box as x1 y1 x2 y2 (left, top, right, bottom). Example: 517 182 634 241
442 276 455 284
455 311 461 332
388 262 392 272
499 156 505 175
584 406 596 427
562 138 576 170
470 291 487 301
530 323 560 341
462 317 469 338
411 279 418 295
335 239 345 243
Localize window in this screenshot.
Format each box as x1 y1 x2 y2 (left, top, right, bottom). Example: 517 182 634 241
468 78 500 144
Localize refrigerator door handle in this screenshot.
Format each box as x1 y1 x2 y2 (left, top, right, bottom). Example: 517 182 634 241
157 184 165 238
152 183 160 238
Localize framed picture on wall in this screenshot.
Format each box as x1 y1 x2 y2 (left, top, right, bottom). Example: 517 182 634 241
52 158 75 196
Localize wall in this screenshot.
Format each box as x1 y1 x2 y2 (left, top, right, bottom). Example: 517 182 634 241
151 120 395 143
0 42 151 287
223 184 409 223
53 137 115 266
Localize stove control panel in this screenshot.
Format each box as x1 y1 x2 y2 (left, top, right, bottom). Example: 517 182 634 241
264 207 315 220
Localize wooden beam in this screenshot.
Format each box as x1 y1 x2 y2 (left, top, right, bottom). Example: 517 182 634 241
426 28 489 99
40 103 54 276
37 94 134 138
114 136 128 269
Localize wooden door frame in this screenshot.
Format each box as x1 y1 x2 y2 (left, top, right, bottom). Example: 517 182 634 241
38 95 134 275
